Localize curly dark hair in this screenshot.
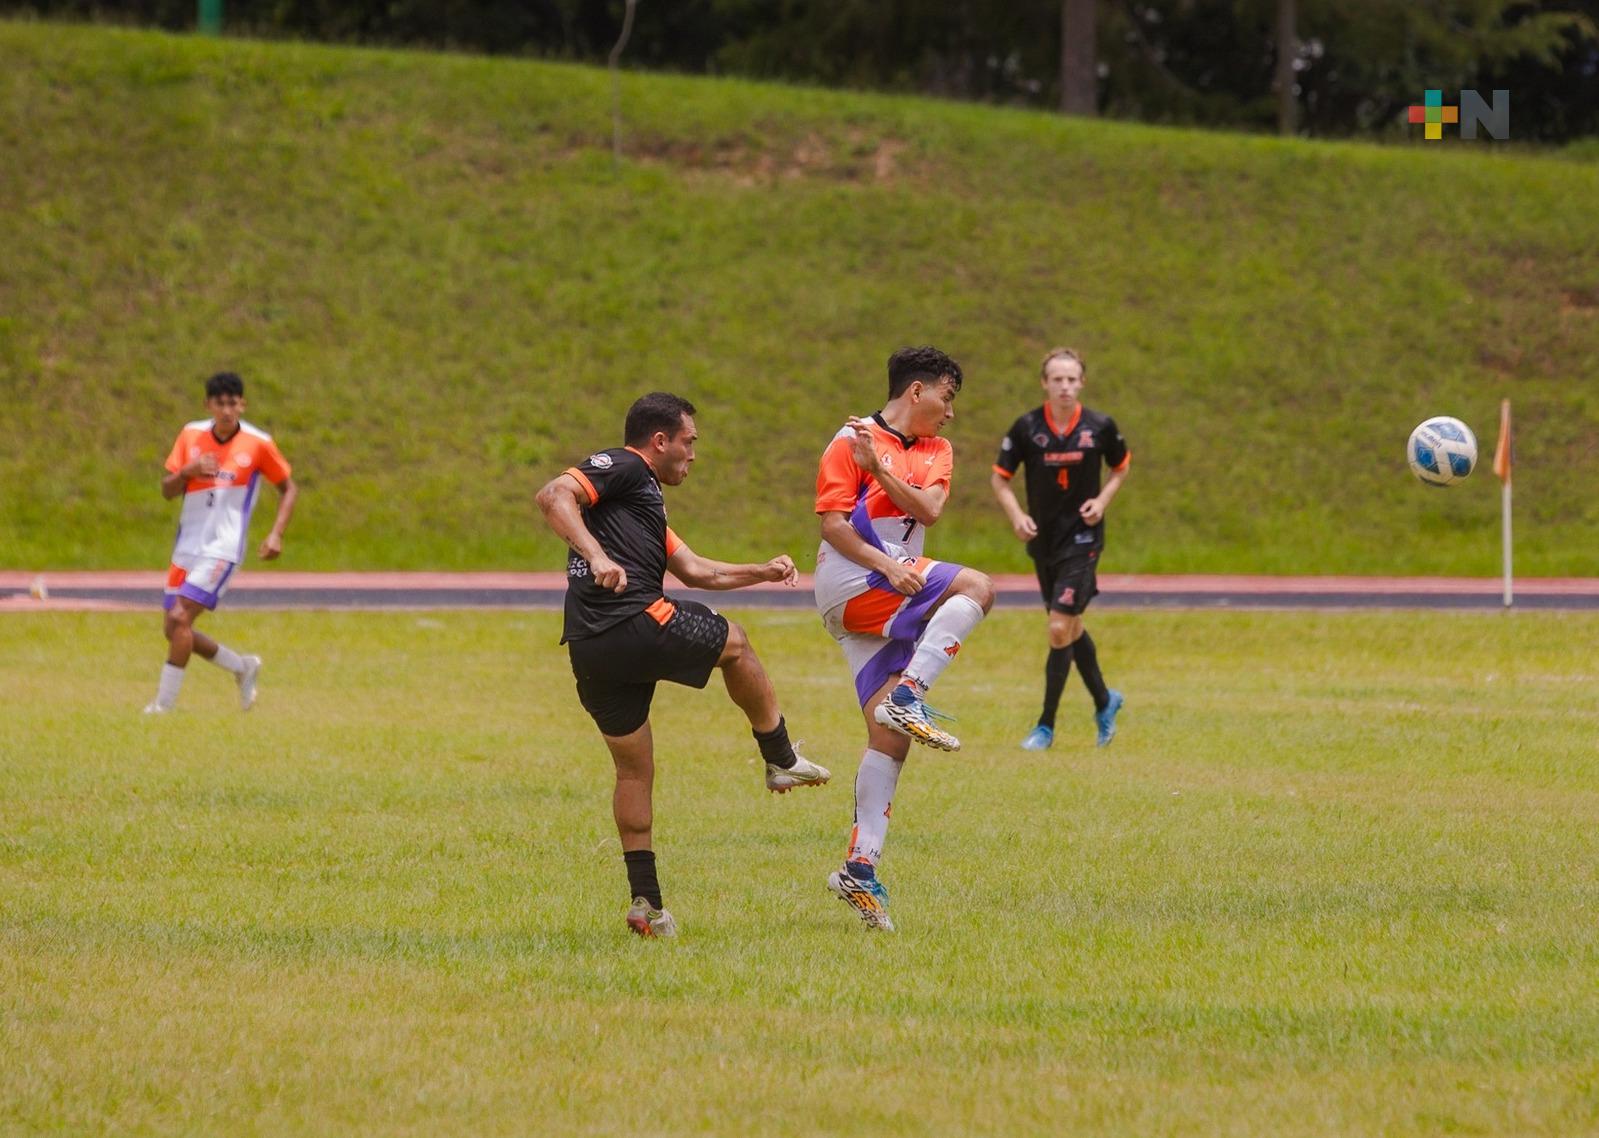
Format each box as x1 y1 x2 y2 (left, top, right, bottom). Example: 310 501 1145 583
886 346 962 399
624 392 697 446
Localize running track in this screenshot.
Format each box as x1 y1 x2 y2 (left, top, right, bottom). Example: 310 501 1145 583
3 571 1597 611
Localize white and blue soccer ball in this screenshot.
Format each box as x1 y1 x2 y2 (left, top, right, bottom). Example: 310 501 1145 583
1407 416 1478 487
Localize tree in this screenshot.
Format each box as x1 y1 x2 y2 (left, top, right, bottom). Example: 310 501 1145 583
1060 0 1100 114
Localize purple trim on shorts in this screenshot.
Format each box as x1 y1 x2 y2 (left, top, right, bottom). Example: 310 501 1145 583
176 560 235 611
854 638 915 707
866 560 962 642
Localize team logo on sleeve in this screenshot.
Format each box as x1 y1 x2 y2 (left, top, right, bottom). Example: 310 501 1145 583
588 453 613 469
1000 436 1013 451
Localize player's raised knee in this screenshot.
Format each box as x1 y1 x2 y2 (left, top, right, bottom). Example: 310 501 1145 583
955 567 996 613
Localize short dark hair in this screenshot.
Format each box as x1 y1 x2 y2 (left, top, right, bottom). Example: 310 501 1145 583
887 346 962 399
205 372 244 399
624 392 697 447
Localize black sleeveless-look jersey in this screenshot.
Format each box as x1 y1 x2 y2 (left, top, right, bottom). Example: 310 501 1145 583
993 404 1130 562
559 446 683 643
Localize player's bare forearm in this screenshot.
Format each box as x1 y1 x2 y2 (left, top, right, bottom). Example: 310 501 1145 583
670 550 797 590
161 471 185 499
869 464 945 527
258 478 298 560
819 513 899 577
990 472 1026 524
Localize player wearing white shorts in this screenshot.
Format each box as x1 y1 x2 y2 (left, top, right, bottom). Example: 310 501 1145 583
815 347 995 931
144 372 297 714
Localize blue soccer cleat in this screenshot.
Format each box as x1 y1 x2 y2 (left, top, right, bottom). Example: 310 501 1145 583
1095 690 1124 747
1019 724 1054 751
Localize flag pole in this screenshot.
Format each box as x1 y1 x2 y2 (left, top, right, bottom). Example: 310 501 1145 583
1493 398 1513 608
1501 468 1512 607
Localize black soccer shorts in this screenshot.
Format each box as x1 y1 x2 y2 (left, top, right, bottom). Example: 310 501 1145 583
567 598 731 737
1035 541 1102 616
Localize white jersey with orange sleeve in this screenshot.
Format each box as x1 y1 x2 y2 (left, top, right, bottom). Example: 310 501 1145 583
812 415 954 616
165 419 292 563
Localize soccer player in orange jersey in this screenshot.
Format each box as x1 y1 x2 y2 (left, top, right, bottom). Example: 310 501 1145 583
144 373 298 714
991 348 1130 749
814 346 995 931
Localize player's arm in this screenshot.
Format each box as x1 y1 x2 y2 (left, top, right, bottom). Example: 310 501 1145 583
534 473 627 593
1080 464 1128 527
257 477 299 561
819 511 924 596
990 469 1037 542
667 544 798 590
846 418 947 526
161 453 217 499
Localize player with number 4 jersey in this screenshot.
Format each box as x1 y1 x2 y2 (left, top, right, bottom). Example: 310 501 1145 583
991 348 1130 750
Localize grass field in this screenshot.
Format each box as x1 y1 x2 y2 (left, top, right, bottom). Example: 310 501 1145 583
4 608 1597 1135
3 22 1598 576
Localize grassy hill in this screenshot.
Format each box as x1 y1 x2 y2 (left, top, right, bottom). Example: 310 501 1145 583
2 21 1596 575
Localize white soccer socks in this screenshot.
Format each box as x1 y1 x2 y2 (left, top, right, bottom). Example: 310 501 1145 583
145 662 185 712
903 594 986 692
209 644 247 675
846 748 903 868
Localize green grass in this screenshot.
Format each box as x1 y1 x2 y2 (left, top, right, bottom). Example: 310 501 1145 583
3 608 1597 1134
2 22 1598 576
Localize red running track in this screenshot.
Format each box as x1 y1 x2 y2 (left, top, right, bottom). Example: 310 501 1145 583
2 570 1596 611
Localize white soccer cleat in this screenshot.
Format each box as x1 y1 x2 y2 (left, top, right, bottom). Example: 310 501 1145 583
766 752 831 793
873 683 961 751
237 655 262 711
141 702 172 715
626 897 679 938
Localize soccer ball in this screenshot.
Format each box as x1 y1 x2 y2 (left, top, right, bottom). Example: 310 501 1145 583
1407 416 1478 487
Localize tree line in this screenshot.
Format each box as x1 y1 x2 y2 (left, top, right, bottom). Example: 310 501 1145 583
15 0 1599 141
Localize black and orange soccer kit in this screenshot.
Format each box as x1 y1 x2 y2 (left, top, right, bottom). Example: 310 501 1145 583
993 404 1130 615
559 446 729 737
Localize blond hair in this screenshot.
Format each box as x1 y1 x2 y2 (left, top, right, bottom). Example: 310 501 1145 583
1040 347 1085 378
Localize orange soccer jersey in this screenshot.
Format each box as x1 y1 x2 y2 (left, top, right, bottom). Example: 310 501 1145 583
814 418 953 555
165 419 292 563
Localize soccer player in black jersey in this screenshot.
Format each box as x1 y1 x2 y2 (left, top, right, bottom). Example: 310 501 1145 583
535 392 830 938
991 348 1131 749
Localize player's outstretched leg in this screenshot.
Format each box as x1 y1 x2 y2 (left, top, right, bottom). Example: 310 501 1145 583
873 568 994 752
717 620 831 793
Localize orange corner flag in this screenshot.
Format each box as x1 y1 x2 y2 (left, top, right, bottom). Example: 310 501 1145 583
1492 399 1512 482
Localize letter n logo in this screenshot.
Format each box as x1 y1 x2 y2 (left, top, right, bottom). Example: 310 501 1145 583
1460 90 1510 140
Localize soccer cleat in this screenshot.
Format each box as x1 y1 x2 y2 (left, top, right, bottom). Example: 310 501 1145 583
141 702 172 715
1095 689 1124 747
1019 724 1054 751
625 897 678 938
766 751 831 794
873 682 960 752
827 864 895 932
237 655 262 712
